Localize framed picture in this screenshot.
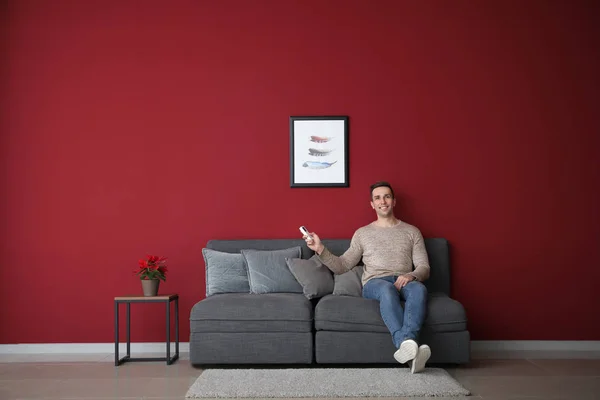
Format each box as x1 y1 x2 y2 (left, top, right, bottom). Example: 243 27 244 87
290 116 349 188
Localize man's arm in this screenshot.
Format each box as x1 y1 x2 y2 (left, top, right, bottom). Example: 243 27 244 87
312 232 363 275
409 229 430 282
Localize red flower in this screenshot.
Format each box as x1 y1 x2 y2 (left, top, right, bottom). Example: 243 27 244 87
134 255 168 282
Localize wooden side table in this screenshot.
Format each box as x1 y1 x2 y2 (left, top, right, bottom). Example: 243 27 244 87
114 294 179 366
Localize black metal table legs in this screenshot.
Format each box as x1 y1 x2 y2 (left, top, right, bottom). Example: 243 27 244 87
114 295 179 366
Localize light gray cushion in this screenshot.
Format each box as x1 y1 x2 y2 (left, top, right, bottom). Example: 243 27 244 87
286 255 334 299
202 248 250 296
333 265 364 297
242 247 303 294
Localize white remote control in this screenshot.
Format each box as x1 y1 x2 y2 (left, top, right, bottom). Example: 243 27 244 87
299 226 313 240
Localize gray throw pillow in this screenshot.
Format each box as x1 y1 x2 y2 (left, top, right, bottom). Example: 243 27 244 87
202 248 250 296
286 255 334 299
333 265 364 297
241 247 303 294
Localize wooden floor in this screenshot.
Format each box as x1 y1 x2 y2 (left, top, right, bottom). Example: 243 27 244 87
1 351 599 399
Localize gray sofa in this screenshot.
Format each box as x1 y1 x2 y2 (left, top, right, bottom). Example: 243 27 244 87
190 238 470 365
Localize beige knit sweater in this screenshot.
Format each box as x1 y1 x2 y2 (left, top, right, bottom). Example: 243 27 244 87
318 221 430 285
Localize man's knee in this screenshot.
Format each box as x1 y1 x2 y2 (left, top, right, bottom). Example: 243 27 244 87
407 281 428 300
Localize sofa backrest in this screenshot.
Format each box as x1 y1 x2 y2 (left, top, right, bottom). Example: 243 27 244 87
205 237 451 296
422 238 451 295
206 239 312 259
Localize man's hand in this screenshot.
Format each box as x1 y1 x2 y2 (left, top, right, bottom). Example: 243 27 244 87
394 274 415 290
303 232 324 255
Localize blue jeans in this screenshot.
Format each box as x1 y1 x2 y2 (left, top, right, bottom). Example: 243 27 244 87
362 276 428 348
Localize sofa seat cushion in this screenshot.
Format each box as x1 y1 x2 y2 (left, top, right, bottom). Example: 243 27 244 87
190 293 313 333
314 293 466 334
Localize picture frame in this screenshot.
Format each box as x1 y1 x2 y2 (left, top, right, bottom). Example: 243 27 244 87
289 116 349 188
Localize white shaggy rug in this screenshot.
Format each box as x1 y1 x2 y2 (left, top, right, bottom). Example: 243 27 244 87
185 367 470 398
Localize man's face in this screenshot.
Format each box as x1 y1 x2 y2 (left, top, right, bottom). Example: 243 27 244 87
371 186 396 217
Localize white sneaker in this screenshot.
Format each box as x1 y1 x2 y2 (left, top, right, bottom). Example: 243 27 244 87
393 339 418 364
410 344 431 373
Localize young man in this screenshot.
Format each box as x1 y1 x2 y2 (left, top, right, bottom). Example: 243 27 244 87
303 181 432 373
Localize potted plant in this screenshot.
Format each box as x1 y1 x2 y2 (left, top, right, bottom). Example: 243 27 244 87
135 255 168 296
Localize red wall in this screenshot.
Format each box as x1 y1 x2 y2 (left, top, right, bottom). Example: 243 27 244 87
2 0 599 344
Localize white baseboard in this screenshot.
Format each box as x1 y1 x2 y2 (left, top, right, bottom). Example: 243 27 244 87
0 342 190 354
0 341 598 354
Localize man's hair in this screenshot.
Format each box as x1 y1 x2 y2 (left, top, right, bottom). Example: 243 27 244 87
370 181 395 199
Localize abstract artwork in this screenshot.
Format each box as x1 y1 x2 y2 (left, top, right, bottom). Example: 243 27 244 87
289 116 349 188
